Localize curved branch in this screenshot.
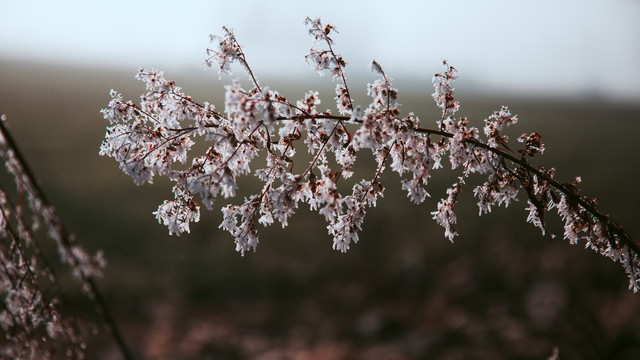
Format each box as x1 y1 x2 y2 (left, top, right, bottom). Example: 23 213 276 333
263 112 638 255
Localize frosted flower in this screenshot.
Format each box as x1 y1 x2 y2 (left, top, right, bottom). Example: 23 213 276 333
484 106 517 149
335 84 352 114
97 19 640 293
154 186 200 236
473 172 519 215
305 17 349 83
518 132 545 157
401 176 430 204
432 183 461 242
206 27 243 76
432 61 459 116
525 200 546 236
219 197 260 255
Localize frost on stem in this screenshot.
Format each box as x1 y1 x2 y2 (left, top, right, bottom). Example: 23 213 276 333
433 61 460 123
100 18 640 292
305 17 353 115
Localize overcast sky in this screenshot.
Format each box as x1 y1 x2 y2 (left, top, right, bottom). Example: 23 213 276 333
1 0 639 101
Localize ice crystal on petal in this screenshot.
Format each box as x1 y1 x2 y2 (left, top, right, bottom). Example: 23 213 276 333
219 197 260 255
335 84 352 114
154 187 200 236
474 172 519 215
401 177 430 204
206 27 244 76
305 17 349 83
484 106 517 149
432 61 459 116
518 132 545 157
432 183 460 242
525 200 546 236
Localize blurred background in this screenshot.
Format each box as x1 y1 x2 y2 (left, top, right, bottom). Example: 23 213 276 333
1 1 639 359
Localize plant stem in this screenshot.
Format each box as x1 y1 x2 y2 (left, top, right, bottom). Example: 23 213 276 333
0 119 135 360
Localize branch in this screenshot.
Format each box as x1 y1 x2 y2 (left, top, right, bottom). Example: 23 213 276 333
99 18 638 292
0 119 135 360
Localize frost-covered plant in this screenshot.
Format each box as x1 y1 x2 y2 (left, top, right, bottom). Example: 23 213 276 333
100 18 639 292
0 116 131 359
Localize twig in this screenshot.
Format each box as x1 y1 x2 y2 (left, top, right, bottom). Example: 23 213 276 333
0 119 135 360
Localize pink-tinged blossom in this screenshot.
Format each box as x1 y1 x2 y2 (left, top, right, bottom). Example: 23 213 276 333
441 116 480 170
206 27 243 76
304 17 344 80
328 180 383 252
335 84 351 114
100 19 640 293
518 132 545 157
432 61 460 119
219 197 260 255
432 183 461 242
297 90 321 115
484 106 518 149
401 176 430 205
473 172 519 215
154 186 200 236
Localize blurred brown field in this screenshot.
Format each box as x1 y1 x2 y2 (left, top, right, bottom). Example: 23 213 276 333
1 59 640 359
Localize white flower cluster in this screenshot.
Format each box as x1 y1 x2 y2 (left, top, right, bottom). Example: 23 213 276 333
206 26 243 76
100 18 640 292
304 17 353 116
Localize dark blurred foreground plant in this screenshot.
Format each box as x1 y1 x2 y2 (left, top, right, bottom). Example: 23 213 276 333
100 18 639 293
0 116 133 359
